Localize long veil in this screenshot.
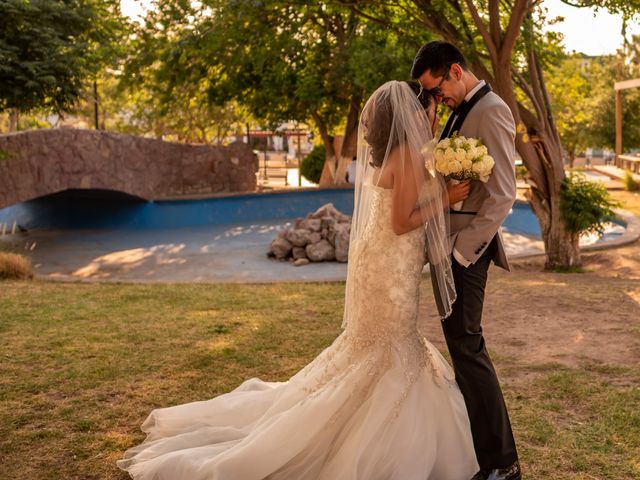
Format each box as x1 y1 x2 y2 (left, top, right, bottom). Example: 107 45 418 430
343 80 456 326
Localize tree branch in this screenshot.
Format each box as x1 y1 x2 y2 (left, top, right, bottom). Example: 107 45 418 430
512 66 545 125
463 0 498 61
502 0 533 57
489 0 501 46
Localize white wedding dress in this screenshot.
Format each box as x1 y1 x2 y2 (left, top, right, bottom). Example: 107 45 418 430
118 185 479 479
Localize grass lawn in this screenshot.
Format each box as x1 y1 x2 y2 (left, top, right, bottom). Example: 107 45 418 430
610 189 640 217
1 271 639 479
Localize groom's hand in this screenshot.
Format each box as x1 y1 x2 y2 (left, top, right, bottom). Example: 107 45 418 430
446 180 470 205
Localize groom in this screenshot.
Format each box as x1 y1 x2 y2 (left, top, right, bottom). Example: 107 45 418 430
412 41 520 480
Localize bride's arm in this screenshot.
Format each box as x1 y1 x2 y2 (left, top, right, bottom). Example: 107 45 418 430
390 149 469 235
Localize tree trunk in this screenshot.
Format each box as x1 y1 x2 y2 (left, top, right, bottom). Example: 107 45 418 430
93 80 100 130
482 33 579 269
9 109 18 132
335 92 362 183
539 202 581 269
312 112 337 185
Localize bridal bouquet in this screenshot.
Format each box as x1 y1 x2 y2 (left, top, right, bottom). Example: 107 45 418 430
432 133 494 210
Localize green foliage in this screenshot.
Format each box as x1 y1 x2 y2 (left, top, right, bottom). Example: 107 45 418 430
516 165 528 180
299 145 326 184
546 55 595 158
549 265 587 274
623 170 640 191
585 45 640 152
560 173 620 236
0 0 126 114
120 0 428 149
544 31 640 155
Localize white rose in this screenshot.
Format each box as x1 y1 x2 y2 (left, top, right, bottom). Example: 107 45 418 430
449 160 463 173
436 159 448 174
455 149 466 163
479 175 490 183
477 145 488 157
483 155 495 170
444 148 456 161
467 146 478 160
439 138 451 149
467 137 478 147
472 161 484 174
452 137 462 148
461 159 473 170
434 149 444 162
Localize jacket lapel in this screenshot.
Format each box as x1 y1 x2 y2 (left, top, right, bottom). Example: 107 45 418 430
440 84 492 140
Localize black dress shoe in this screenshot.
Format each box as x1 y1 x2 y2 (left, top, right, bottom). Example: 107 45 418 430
486 460 521 480
470 470 490 480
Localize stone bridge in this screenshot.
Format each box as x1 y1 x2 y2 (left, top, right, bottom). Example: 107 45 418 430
0 129 257 209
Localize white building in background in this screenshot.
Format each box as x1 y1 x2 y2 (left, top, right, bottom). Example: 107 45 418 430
234 122 314 159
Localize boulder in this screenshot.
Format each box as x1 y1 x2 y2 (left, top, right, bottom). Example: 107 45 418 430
309 203 341 220
306 218 322 232
268 203 352 265
334 225 350 262
270 236 292 259
306 239 335 262
292 247 307 260
295 218 309 230
320 216 336 231
308 232 322 244
285 228 311 247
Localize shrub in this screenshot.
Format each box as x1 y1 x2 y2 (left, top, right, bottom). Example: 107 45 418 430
515 165 528 181
560 173 620 236
623 170 640 192
0 252 33 280
299 145 325 184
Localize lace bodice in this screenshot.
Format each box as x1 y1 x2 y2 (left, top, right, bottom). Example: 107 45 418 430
345 185 426 344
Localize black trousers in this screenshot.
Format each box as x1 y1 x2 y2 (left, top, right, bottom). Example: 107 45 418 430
440 239 518 469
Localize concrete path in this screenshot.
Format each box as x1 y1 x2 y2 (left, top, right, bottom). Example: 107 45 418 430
3 211 637 283
592 165 640 184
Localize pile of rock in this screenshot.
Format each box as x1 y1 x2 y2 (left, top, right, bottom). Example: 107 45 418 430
268 203 352 266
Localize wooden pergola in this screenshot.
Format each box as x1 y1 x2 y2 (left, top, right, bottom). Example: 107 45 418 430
615 78 640 173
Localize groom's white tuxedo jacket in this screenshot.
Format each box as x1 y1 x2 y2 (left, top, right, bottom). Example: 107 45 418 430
449 90 517 271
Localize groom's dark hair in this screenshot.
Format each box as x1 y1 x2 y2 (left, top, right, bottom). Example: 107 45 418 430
411 41 468 79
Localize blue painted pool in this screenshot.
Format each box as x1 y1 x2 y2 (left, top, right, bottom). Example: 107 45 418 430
0 188 623 241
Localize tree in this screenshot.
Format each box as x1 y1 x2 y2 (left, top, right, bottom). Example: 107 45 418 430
343 0 640 268
546 54 596 166
546 47 640 159
587 46 640 151
0 0 125 130
123 0 427 182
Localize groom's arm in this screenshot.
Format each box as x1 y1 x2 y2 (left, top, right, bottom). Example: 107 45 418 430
454 101 517 266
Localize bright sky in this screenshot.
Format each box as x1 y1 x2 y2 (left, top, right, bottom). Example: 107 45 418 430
119 0 639 56
543 0 640 56
120 0 151 22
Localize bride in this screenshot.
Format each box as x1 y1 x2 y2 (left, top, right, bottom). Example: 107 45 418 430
118 80 477 479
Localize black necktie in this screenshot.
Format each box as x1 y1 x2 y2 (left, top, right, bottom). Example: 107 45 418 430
452 99 468 116
439 84 492 140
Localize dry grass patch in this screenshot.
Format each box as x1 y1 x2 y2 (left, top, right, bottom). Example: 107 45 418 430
0 251 33 280
609 189 640 217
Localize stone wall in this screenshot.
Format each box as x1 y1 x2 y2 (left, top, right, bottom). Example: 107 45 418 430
0 129 257 209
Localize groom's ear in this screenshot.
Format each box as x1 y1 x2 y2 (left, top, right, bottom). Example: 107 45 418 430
450 64 464 81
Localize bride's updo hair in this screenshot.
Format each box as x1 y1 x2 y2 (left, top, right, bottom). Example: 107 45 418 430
364 81 433 168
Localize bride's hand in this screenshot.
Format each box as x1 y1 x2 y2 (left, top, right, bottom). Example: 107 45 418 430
447 180 471 205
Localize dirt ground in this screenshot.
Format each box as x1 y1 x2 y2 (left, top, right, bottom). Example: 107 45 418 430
418 241 640 381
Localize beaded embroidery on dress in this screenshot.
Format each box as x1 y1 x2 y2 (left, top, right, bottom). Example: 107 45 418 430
117 184 478 480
